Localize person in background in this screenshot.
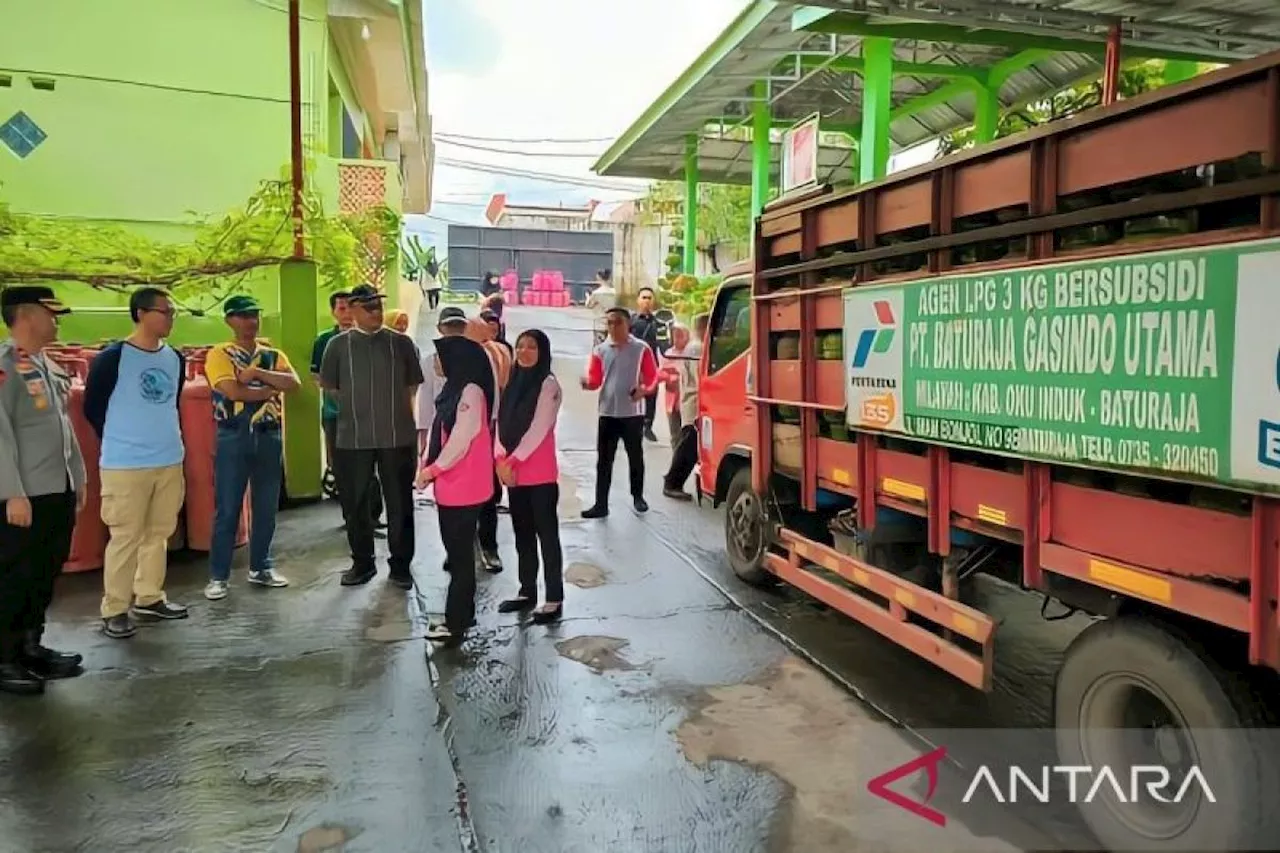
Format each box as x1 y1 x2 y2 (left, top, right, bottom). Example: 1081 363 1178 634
580 307 660 518
659 322 691 449
319 285 424 591
0 286 85 694
416 335 496 646
311 291 384 533
662 313 706 502
495 330 564 623
385 309 410 335
424 269 443 311
202 295 300 601
629 286 661 442
416 306 469 459
480 308 509 352
468 312 510 572
585 269 617 344
83 287 189 639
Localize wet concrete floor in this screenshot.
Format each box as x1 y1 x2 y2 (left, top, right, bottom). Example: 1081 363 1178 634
0 304 1092 852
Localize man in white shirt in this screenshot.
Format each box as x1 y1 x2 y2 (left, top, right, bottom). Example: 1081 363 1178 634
416 306 468 463
586 269 617 347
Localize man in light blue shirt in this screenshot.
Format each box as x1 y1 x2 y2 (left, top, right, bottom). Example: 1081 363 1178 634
84 287 190 639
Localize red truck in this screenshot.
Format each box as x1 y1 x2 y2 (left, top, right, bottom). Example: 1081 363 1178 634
695 53 1280 851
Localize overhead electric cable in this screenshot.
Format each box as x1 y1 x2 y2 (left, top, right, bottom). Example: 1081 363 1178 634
436 138 603 158
435 157 648 192
436 131 617 144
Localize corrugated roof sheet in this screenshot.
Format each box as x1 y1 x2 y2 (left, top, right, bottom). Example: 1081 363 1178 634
595 0 1280 186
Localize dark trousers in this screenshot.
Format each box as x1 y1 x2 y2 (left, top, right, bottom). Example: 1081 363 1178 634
209 423 283 581
477 471 502 554
439 503 482 633
595 416 645 507
333 446 416 576
427 290 441 309
509 483 564 602
324 420 382 523
643 393 657 433
665 425 699 491
0 489 75 661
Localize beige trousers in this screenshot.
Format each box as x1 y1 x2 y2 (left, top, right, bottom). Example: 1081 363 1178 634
99 464 185 618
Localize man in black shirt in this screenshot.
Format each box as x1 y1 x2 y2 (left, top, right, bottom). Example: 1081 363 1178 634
630 286 661 442
319 285 425 589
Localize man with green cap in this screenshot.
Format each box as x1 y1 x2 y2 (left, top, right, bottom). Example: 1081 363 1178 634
202 295 300 602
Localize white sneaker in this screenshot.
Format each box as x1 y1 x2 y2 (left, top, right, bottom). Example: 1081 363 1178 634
204 580 229 601
248 569 289 588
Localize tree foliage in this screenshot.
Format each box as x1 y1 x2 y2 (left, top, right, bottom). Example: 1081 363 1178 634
937 60 1181 157
638 181 754 272
402 233 448 293
0 157 401 315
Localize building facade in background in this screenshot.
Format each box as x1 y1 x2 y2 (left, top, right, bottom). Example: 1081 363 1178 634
0 0 434 343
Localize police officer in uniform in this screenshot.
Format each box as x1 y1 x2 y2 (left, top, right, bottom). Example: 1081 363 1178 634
0 286 86 695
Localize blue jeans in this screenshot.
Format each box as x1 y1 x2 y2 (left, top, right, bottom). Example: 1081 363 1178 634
209 422 283 582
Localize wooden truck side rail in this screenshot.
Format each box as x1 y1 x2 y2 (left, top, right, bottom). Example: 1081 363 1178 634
748 53 1280 690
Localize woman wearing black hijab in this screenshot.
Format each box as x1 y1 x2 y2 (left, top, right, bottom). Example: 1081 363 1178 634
494 330 565 623
417 336 496 644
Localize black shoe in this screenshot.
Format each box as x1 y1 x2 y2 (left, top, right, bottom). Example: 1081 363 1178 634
663 487 692 502
582 505 608 519
498 596 535 614
426 623 463 647
531 604 563 625
633 496 649 513
0 662 43 696
388 572 414 591
101 614 136 639
481 550 503 573
644 428 659 443
20 635 83 680
132 600 189 621
341 565 377 586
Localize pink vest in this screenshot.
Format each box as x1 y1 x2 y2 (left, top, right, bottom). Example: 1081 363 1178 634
513 425 558 487
435 403 494 507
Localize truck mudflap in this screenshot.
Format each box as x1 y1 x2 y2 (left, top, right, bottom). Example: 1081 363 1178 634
767 527 996 690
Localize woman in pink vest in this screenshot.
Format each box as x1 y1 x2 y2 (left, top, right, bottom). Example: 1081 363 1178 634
494 329 564 623
416 336 495 645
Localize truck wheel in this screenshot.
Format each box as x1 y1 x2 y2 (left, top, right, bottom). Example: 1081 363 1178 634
724 467 773 586
1054 616 1279 852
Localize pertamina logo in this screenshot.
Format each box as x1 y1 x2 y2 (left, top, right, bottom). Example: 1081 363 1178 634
850 299 897 369
1260 347 1280 470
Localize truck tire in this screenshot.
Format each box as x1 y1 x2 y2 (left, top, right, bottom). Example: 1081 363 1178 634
1054 616 1280 853
724 467 773 586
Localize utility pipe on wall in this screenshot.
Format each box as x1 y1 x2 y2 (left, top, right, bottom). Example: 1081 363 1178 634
1102 22 1122 106
288 0 306 259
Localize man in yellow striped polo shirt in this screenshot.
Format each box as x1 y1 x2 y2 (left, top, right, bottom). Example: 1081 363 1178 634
202 295 300 601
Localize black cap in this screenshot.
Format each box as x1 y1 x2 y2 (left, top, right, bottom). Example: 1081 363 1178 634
479 308 500 323
0 285 71 315
438 306 467 326
348 284 385 305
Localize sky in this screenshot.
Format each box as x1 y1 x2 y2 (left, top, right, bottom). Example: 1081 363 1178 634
410 0 750 246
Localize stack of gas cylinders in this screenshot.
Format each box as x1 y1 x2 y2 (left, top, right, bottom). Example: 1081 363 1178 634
44 345 249 574
498 269 520 306
521 270 571 308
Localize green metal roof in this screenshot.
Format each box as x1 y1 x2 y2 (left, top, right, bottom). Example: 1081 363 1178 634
594 0 1280 186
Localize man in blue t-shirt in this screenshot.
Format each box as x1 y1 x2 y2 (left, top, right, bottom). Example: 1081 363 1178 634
84 287 190 639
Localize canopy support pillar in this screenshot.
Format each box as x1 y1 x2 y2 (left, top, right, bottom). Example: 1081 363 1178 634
973 84 1000 143
860 37 894 182
683 135 699 275
751 79 771 220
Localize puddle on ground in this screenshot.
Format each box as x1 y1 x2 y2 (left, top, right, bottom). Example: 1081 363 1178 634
676 656 870 852
296 822 355 852
564 561 607 589
555 635 634 673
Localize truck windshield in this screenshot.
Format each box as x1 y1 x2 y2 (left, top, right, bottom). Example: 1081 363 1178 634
706 282 751 374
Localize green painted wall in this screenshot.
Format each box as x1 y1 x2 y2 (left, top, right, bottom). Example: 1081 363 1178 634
0 0 404 499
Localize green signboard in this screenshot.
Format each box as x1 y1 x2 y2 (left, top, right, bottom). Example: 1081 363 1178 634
843 239 1280 494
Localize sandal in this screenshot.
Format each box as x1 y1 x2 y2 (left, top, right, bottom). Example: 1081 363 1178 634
426 623 463 646
531 603 563 625
498 597 535 614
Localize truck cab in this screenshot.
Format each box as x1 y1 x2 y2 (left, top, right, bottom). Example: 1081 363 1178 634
696 265 754 507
